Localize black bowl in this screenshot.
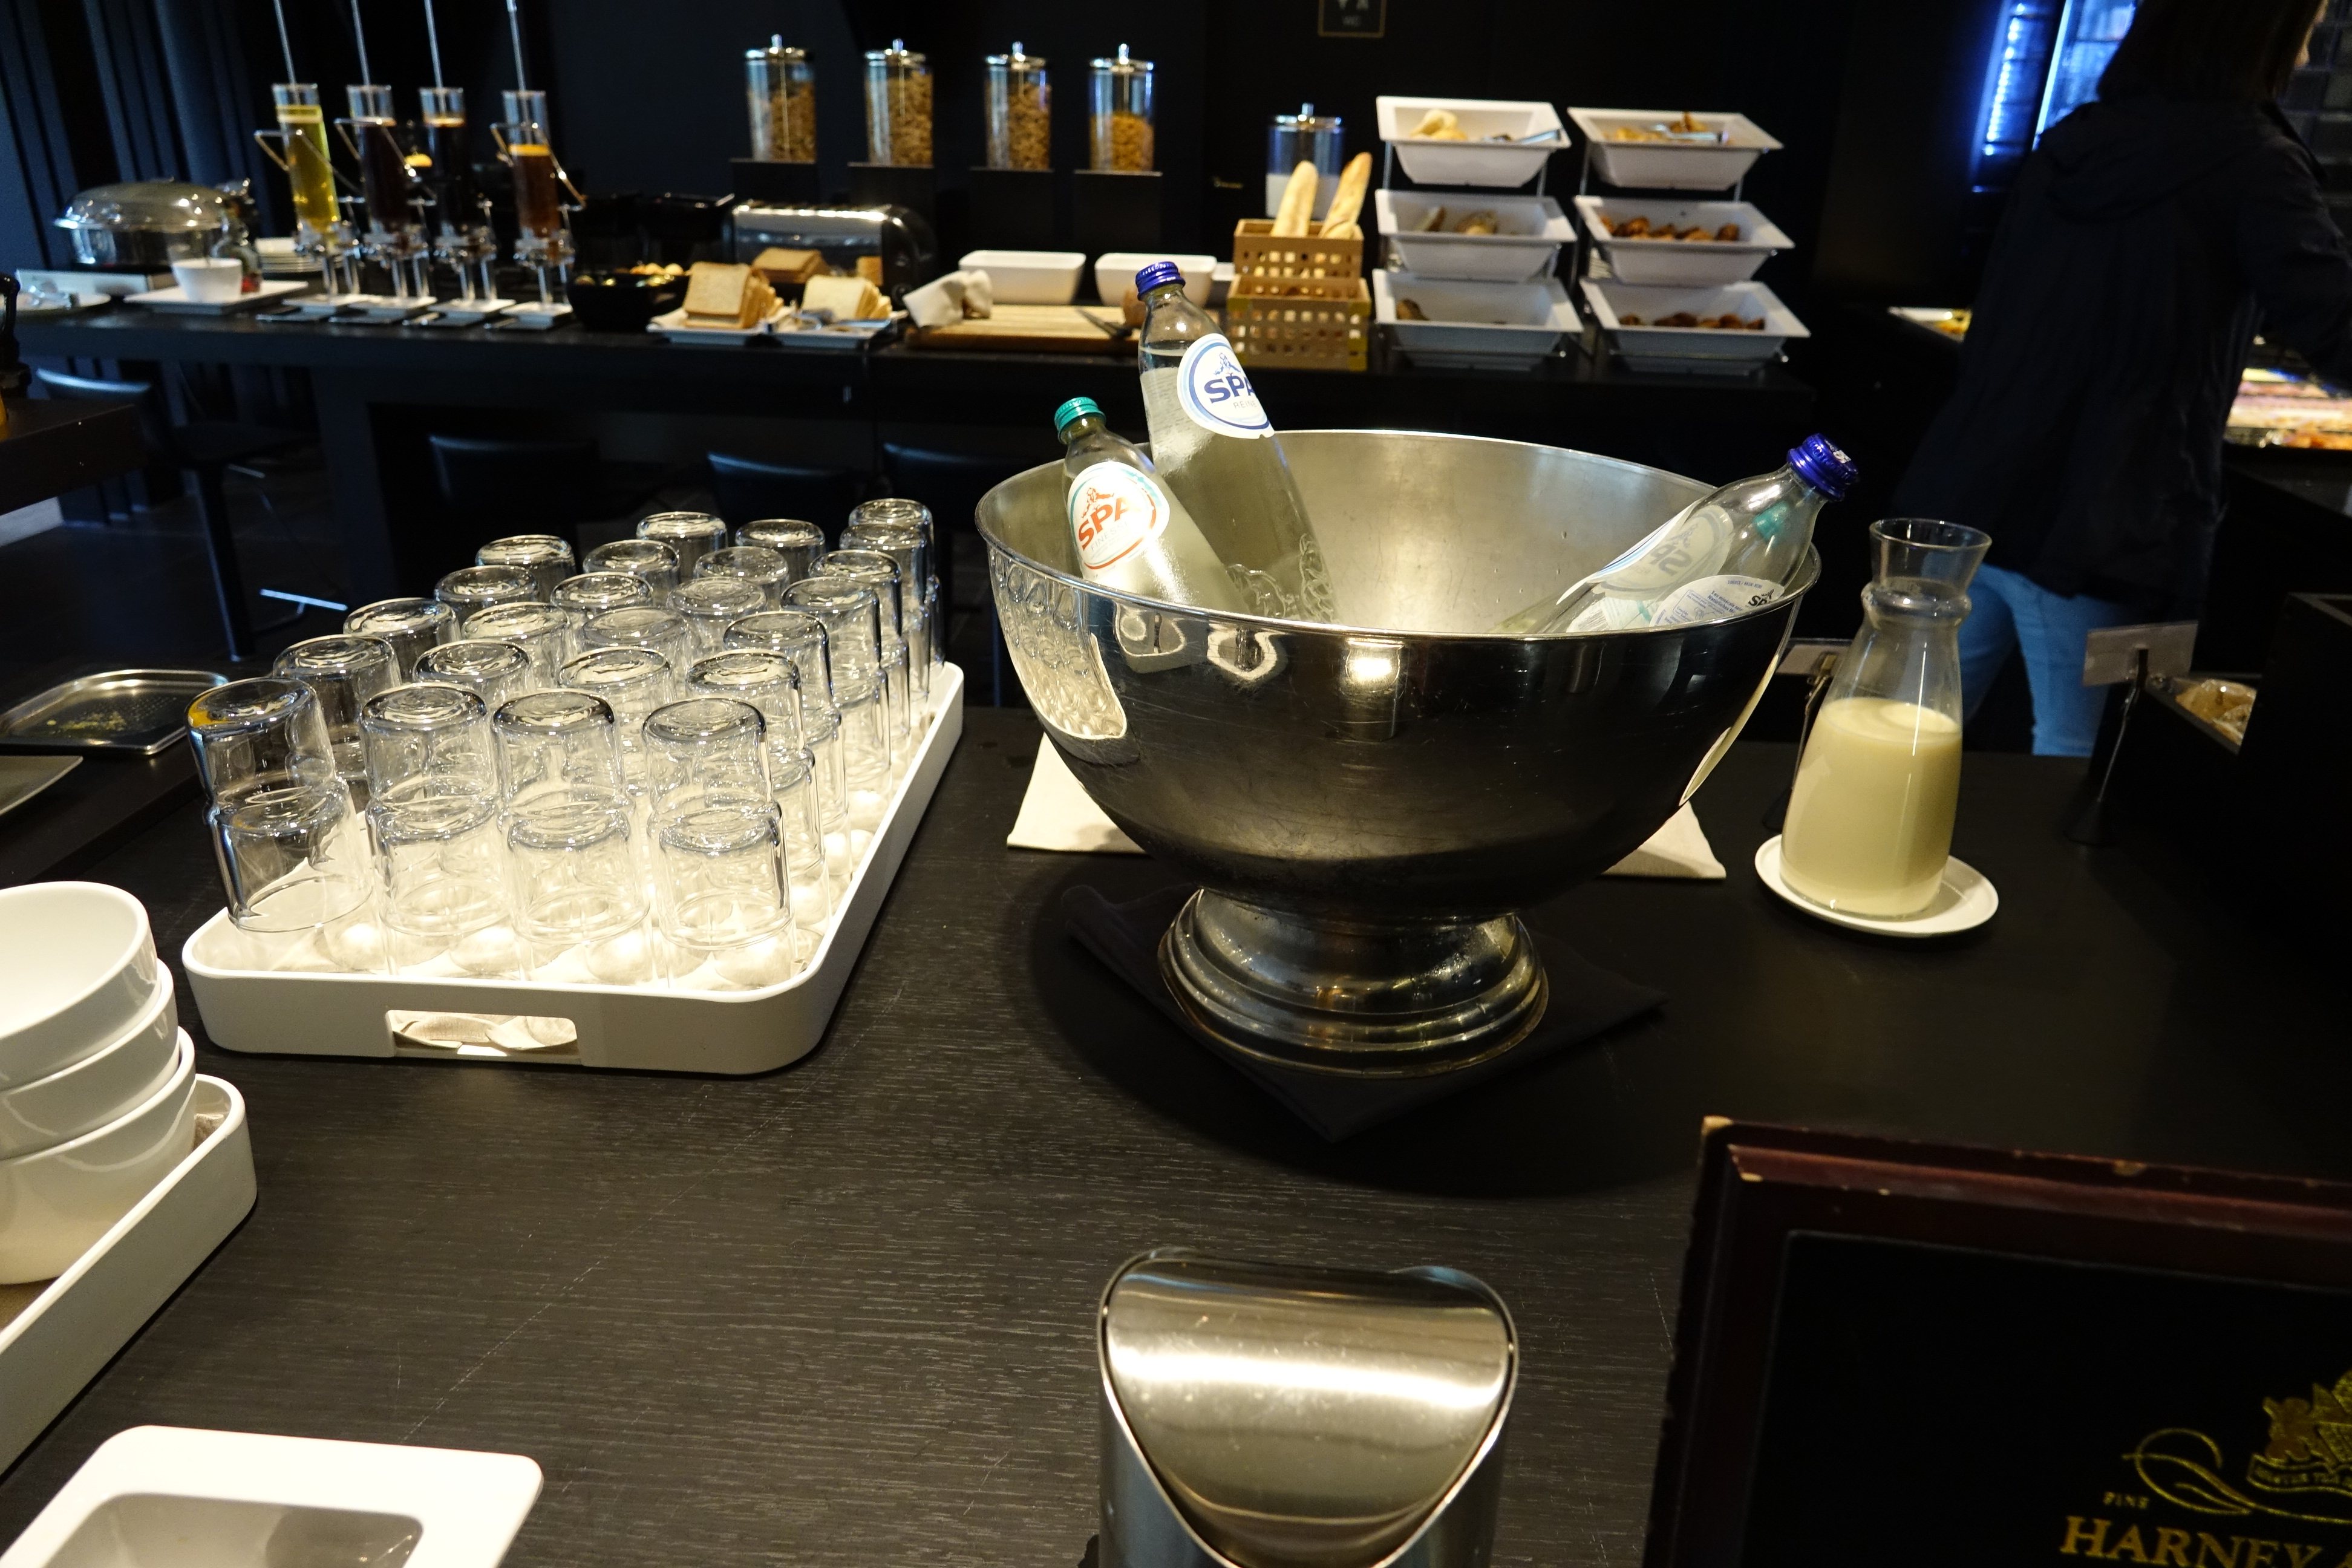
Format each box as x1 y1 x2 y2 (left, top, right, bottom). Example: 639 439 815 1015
566 269 685 333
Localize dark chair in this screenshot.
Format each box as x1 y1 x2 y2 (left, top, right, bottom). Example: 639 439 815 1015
426 434 669 548
881 443 1034 705
35 367 309 661
705 453 867 541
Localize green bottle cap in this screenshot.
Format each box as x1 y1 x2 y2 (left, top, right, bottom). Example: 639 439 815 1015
1053 396 1102 433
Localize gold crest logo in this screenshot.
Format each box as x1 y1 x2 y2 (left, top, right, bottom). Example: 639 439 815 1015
2251 1371 2352 1502
2131 1369 2352 1525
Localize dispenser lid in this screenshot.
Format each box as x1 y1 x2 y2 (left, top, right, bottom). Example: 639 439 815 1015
1091 43 1152 73
1100 1251 1515 1568
1274 102 1341 131
55 181 237 234
749 36 807 62
866 38 924 65
985 42 1045 70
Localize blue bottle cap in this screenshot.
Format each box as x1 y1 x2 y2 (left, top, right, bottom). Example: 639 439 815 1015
1053 396 1103 432
1786 434 1858 500
1134 260 1186 296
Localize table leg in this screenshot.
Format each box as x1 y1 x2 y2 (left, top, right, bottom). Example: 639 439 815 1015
312 370 400 602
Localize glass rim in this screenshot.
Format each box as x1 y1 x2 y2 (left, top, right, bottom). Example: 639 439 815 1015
418 638 532 677
673 578 769 613
644 697 765 745
275 633 397 675
553 572 655 609
1869 516 1991 551
361 682 489 730
191 677 317 733
495 689 615 731
347 596 453 631
561 646 670 685
463 602 567 635
688 650 796 685
506 789 632 851
587 538 681 566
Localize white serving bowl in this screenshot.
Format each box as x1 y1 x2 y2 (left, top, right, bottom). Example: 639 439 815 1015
0 883 160 1091
1376 97 1566 188
0 1034 195 1284
1373 270 1576 371
1578 277 1809 374
1573 196 1792 287
0 973 179 1160
1373 191 1572 283
958 249 1086 305
1567 108 1782 192
1093 252 1215 307
169 258 245 303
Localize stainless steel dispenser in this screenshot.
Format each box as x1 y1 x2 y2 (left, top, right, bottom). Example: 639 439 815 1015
1098 1250 1517 1568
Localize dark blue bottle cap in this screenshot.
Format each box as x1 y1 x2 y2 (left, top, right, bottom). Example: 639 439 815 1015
1134 260 1185 296
1787 434 1858 500
1053 396 1102 432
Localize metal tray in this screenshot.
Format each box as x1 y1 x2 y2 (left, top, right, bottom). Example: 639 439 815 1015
0 756 81 817
0 669 226 756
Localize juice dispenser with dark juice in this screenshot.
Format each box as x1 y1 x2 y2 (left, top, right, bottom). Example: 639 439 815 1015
337 83 431 297
495 88 579 305
418 85 495 302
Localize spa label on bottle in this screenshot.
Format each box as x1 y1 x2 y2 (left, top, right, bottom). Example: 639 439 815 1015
1069 462 1174 571
1176 334 1272 439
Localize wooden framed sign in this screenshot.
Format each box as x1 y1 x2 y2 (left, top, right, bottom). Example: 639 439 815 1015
1645 1121 2352 1568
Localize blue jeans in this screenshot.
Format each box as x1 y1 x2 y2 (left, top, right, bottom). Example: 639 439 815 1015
1958 564 2138 757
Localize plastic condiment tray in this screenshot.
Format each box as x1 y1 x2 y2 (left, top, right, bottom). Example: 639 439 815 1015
182 665 963 1075
0 1076 255 1473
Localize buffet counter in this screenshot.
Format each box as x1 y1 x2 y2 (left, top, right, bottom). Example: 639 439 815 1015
15 307 1812 599
0 708 2332 1567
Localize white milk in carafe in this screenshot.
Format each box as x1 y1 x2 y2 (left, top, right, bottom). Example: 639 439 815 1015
1779 697 1961 916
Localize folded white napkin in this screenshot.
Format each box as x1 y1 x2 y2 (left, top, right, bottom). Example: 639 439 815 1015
1007 744 1725 878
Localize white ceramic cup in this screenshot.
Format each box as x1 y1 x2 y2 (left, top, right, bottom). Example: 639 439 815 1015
0 973 179 1159
0 882 158 1090
0 1033 196 1284
171 258 246 304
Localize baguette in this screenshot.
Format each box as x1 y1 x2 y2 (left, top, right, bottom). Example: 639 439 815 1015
1271 160 1319 237
1321 152 1373 232
1322 221 1362 240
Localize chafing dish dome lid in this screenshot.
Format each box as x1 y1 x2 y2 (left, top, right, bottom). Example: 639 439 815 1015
56 181 239 234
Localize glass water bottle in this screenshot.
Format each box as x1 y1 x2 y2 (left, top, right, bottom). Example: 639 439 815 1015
1089 45 1154 171
984 44 1050 170
1780 518 1993 918
746 39 815 162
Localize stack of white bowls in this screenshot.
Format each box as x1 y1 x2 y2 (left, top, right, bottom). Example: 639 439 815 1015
0 882 198 1284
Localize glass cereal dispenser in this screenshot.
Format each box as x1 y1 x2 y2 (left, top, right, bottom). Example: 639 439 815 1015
746 38 815 163
863 40 932 166
984 44 1050 171
1089 45 1154 172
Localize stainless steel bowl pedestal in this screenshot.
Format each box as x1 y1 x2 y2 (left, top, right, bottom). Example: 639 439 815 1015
1098 1250 1517 1568
979 431 1813 1077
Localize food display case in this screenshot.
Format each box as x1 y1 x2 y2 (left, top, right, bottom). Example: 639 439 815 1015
982 45 1049 172
746 39 815 163
863 41 932 168
1089 47 1154 173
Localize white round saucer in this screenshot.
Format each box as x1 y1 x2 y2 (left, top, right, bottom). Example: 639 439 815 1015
1753 835 1998 937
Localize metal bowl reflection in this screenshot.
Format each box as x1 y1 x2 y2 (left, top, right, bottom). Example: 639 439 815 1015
979 431 1811 1077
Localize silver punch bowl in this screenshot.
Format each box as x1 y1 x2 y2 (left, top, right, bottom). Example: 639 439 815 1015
979 431 1815 1077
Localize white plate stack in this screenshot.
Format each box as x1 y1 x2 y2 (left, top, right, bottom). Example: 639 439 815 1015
0 882 199 1285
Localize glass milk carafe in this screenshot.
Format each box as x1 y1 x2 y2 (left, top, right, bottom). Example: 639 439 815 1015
1780 518 1991 918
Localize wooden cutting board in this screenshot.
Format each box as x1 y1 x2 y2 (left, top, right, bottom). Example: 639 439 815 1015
910 304 1133 354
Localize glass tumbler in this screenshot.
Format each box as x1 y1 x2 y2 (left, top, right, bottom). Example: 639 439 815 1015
583 539 680 603
345 598 456 680
476 534 577 601
820 552 919 726
642 697 771 811
580 605 690 669
831 670 893 832
694 544 792 608
768 743 833 930
505 788 654 984
271 633 398 795
416 639 533 712
725 609 834 708
435 563 540 619
685 650 803 746
848 497 933 547
189 679 371 935
737 519 826 584
783 579 882 683
361 682 498 805
462 601 569 686
638 512 730 580
671 578 768 661
553 572 654 663
652 799 801 988
799 702 853 877
493 688 627 806
820 550 906 643
559 647 674 791
368 791 520 976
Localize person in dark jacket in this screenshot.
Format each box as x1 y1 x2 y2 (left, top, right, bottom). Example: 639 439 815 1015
1891 0 2352 755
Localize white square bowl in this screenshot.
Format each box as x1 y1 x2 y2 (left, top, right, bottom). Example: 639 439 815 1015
1567 108 1782 191
1573 196 1792 287
1578 278 1808 374
958 249 1086 305
1373 270 1576 371
1376 97 1567 188
1093 251 1215 306
1373 191 1572 283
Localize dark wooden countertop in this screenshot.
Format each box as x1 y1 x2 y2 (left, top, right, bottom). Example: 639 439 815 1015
0 396 143 515
1 707 2328 1567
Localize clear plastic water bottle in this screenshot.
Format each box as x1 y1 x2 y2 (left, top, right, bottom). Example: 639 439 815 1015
1134 260 1336 621
1497 434 1858 633
1056 397 1245 612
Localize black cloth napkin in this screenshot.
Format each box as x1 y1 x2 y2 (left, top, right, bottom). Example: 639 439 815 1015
1062 884 1665 1142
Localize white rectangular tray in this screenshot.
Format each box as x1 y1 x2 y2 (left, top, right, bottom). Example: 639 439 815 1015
183 665 964 1075
125 279 310 315
0 1076 256 1473
1375 270 1575 370
1372 191 1570 282
1572 196 1791 286
1578 278 1806 374
1376 97 1566 188
1567 107 1782 191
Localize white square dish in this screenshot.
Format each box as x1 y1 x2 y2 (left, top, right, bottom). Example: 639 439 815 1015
1567 108 1782 191
1573 197 1791 287
1373 191 1572 283
1376 97 1567 188
1578 278 1807 374
959 249 1087 305
1374 271 1576 370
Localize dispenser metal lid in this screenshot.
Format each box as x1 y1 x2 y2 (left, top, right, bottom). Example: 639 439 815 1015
1099 1250 1516 1568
